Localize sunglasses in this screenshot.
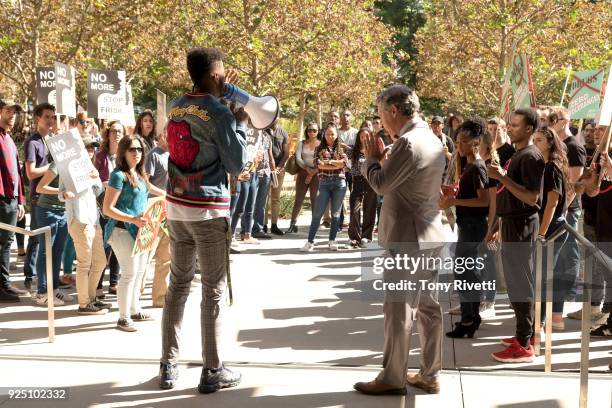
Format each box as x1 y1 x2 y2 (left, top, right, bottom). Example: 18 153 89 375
128 147 143 153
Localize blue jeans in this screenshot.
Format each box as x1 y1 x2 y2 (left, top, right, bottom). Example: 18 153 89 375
252 174 271 234
24 198 39 280
0 198 18 288
36 207 68 294
63 235 76 274
229 182 241 220
556 208 580 300
307 177 347 242
231 174 258 235
540 216 569 314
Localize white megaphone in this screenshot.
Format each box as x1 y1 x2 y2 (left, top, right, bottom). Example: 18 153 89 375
223 83 280 130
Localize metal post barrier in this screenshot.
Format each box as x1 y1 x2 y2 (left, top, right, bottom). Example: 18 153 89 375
579 254 593 408
544 240 554 373
0 222 54 343
534 239 543 357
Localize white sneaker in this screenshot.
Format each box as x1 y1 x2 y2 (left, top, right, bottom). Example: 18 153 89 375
54 289 73 302
361 238 369 244
479 301 496 318
567 306 608 325
34 293 64 306
448 305 461 315
328 241 338 251
301 242 314 252
592 312 610 326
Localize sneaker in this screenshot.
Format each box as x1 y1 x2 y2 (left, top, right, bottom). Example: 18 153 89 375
198 365 241 394
230 247 242 254
479 301 496 318
252 231 272 239
159 362 178 390
59 275 73 289
0 287 20 303
300 242 314 252
328 241 338 251
271 224 284 236
242 236 260 245
130 312 153 321
96 289 106 299
54 289 73 302
590 324 612 337
567 306 609 325
93 299 112 309
361 238 370 244
593 312 611 326
34 293 64 306
448 305 461 315
500 336 536 347
4 285 27 295
78 303 108 315
116 318 137 332
550 319 565 331
492 338 535 363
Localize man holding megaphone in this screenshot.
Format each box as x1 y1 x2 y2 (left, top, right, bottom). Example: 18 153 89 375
159 47 248 393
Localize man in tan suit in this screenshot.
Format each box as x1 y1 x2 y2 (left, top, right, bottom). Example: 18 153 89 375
354 85 446 395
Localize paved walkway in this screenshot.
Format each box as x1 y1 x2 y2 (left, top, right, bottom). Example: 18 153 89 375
1 214 611 407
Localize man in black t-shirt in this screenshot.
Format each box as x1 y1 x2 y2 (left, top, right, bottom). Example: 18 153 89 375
550 106 586 302
487 108 544 363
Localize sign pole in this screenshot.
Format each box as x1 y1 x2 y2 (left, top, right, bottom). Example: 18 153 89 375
560 65 572 107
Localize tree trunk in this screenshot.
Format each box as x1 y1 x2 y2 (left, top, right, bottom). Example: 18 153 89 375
297 92 307 140
316 92 322 128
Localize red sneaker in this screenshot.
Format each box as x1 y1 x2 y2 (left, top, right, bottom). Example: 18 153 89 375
492 338 535 363
499 336 535 347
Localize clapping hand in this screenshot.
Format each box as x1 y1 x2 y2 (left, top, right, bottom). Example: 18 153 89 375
361 131 385 161
487 163 505 181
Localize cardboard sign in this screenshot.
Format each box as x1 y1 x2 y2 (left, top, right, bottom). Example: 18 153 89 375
156 89 167 137
510 54 536 110
121 83 136 127
568 69 604 119
35 67 57 106
46 129 95 194
87 69 127 120
244 126 263 172
54 62 76 117
133 197 167 255
596 65 612 126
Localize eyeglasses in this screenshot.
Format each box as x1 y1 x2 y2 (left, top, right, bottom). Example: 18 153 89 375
128 147 143 153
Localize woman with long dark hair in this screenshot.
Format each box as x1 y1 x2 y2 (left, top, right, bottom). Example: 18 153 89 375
103 135 165 332
439 118 490 338
348 128 377 247
533 126 571 330
300 124 347 252
286 122 320 233
135 110 156 151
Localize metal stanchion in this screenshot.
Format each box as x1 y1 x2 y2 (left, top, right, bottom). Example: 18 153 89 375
44 228 55 343
544 241 554 372
579 255 593 408
534 239 543 356
0 222 54 343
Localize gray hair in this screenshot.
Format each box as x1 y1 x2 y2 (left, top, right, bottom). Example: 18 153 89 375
376 84 420 118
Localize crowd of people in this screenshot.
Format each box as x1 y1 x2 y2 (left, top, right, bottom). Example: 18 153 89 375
0 46 610 395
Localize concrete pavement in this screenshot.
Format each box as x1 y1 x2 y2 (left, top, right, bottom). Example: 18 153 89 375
1 213 611 407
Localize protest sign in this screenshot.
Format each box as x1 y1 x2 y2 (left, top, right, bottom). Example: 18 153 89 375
54 62 76 117
46 129 95 194
244 125 263 172
133 197 167 256
595 65 612 126
121 83 136 127
87 69 127 120
35 67 57 106
156 89 167 137
568 69 604 119
510 54 536 110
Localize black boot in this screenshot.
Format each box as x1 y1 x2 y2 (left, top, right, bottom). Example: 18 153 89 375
446 320 479 338
271 224 284 235
286 222 298 234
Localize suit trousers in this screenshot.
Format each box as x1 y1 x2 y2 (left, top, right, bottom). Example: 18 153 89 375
376 248 443 386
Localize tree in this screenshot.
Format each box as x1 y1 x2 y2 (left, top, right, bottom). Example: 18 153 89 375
413 0 611 116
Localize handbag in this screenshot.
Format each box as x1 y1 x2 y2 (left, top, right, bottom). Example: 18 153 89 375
285 153 299 175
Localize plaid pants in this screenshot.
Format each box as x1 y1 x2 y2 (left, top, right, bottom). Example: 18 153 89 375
161 217 231 368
